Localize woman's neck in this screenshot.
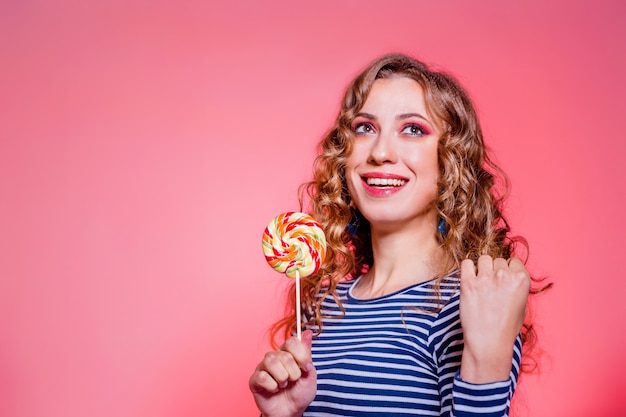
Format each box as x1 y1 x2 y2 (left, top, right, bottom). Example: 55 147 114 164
353 217 445 299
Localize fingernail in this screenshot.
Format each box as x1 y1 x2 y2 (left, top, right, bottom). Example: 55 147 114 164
280 381 288 389
304 363 314 372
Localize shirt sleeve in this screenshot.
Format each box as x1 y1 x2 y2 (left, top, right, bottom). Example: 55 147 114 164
450 334 522 417
430 292 522 417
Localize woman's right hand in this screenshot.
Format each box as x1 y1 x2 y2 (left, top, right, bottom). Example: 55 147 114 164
249 330 317 417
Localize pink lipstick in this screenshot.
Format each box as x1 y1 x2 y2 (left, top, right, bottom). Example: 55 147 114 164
360 172 408 197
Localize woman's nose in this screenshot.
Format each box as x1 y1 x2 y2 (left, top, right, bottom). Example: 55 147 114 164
368 131 397 164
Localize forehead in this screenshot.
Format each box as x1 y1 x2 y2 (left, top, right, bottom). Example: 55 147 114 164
361 76 428 113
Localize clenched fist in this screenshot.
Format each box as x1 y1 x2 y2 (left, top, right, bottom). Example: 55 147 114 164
249 330 317 417
459 256 530 383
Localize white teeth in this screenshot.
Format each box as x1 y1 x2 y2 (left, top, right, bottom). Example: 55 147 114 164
365 177 407 187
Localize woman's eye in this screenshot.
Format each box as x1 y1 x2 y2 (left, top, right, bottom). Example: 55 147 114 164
353 123 375 135
402 124 425 136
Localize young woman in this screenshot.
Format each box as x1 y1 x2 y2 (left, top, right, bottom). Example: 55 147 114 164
249 53 546 417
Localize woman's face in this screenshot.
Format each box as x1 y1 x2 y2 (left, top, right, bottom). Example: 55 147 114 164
346 76 440 231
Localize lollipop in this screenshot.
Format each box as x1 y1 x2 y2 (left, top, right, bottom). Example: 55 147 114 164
262 212 326 340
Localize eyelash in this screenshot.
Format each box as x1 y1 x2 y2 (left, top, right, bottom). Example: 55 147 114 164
353 122 375 135
352 122 429 136
401 123 428 136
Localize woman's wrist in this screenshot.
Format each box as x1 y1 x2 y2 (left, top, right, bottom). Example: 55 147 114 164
460 346 513 383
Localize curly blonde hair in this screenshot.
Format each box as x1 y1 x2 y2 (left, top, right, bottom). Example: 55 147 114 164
271 53 549 374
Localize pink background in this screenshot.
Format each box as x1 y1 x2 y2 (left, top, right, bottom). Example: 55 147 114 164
1 1 625 416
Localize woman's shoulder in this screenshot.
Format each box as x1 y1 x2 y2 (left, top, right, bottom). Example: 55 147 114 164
409 270 460 299
437 270 461 297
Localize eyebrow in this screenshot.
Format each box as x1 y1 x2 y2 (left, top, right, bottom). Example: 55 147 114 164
355 112 432 123
396 112 429 121
354 112 376 120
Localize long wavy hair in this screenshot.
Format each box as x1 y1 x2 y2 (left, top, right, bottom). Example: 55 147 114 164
271 53 550 374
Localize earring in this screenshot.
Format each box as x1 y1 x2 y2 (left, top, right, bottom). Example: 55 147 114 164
438 218 447 237
347 206 361 237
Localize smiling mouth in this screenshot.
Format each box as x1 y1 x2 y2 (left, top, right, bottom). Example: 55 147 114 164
364 177 407 187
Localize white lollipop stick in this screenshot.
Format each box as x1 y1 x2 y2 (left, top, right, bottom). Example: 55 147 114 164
296 269 302 341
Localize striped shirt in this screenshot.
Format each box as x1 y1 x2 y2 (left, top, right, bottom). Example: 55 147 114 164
304 272 521 416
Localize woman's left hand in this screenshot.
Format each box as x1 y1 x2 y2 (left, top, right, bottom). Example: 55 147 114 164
459 255 530 383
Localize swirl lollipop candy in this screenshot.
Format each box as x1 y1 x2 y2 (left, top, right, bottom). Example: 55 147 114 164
262 212 326 340
262 212 326 278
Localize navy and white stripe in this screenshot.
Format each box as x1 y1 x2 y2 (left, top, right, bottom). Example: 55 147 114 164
304 272 521 416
